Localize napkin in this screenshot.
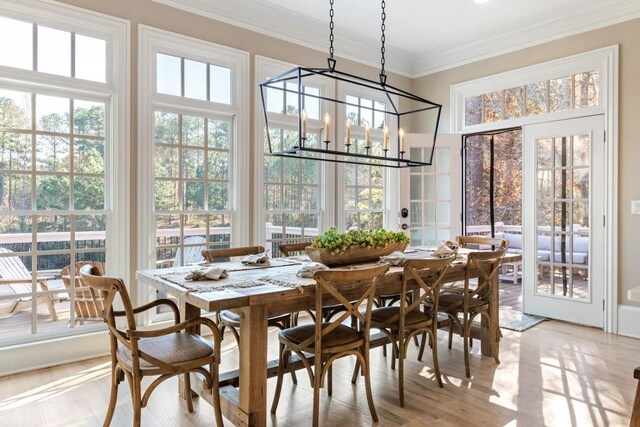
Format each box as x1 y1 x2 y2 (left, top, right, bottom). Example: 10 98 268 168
185 267 228 281
432 240 459 258
296 262 329 278
241 252 270 266
378 251 406 266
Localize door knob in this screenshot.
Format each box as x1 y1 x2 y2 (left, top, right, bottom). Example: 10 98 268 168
401 223 409 230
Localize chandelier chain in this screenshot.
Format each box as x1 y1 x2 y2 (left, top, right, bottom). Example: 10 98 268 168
329 0 335 59
380 0 386 77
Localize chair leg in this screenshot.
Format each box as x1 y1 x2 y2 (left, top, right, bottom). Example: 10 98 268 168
271 344 286 414
351 360 360 384
103 364 120 427
184 373 193 413
327 364 333 396
46 296 58 321
313 369 321 427
430 328 443 388
126 373 142 427
417 331 426 361
463 321 471 379
399 339 405 407
448 321 453 350
362 353 378 423
210 361 224 427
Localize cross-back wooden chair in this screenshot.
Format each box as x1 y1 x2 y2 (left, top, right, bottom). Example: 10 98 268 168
456 235 509 251
432 249 506 378
353 256 454 407
202 246 297 383
61 261 105 326
271 264 390 426
277 241 312 257
78 264 223 427
0 247 58 320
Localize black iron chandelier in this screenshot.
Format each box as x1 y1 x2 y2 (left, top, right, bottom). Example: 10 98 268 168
259 0 442 168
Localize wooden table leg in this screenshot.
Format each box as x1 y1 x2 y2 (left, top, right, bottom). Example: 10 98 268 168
179 300 201 400
238 304 268 427
481 274 500 357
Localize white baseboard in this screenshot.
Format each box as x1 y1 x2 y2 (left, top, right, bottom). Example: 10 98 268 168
0 331 110 377
617 304 640 339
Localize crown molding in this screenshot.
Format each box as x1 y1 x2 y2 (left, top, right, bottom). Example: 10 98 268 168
410 0 640 77
150 0 415 77
152 0 640 79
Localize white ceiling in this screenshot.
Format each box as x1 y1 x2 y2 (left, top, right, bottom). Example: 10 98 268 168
153 0 640 77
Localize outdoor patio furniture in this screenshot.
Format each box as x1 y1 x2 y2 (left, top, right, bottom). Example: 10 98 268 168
0 247 58 321
61 261 105 326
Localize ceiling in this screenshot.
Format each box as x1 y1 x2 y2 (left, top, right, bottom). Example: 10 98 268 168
152 0 640 77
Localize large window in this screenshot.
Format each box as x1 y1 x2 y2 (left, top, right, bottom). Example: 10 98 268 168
0 4 128 350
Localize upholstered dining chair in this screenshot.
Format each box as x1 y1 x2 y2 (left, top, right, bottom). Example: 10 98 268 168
270 264 390 427
201 246 297 383
426 249 506 378
358 256 455 407
78 264 224 427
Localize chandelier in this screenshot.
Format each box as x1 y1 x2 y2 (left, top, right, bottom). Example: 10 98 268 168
259 0 442 168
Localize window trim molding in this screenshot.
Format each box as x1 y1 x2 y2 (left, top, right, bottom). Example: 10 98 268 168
0 0 130 373
450 45 619 334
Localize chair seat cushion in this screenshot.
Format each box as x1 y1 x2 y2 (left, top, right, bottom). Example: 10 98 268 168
117 332 213 369
430 293 488 311
219 310 290 327
279 323 362 350
370 306 431 328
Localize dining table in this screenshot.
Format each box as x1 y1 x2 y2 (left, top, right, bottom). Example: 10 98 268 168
136 248 522 427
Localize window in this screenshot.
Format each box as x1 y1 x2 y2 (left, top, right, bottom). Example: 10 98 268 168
0 3 128 351
257 57 329 255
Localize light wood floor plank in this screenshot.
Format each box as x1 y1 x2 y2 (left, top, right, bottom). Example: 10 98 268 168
0 320 637 426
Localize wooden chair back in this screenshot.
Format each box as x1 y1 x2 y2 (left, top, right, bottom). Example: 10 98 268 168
201 246 265 263
0 247 37 294
278 241 313 257
464 249 507 303
456 235 509 250
61 261 105 320
302 265 390 352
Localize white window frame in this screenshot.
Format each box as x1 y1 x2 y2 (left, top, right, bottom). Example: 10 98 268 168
336 82 400 231
0 0 129 374
253 56 334 246
450 45 618 333
138 26 249 315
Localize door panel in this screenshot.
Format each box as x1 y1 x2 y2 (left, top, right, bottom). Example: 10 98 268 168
523 116 604 327
400 134 461 246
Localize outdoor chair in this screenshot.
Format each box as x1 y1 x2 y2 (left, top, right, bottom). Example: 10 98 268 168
79 264 224 427
270 265 389 426
60 261 105 326
0 247 58 321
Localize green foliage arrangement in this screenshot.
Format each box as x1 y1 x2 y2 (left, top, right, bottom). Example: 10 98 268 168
311 227 410 255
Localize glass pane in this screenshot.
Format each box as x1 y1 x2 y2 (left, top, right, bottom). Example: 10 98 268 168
573 201 589 228
303 86 320 120
549 76 571 112
285 82 298 115
373 101 385 129
537 170 552 200
536 264 553 295
208 150 229 181
410 229 422 246
36 136 69 172
36 95 70 133
346 95 358 124
76 215 106 249
424 202 436 226
37 26 71 77
0 215 32 251
184 59 207 101
435 148 450 173
554 202 570 230
0 133 31 171
156 53 181 96
573 168 589 199
36 175 69 210
409 147 422 163
74 139 105 174
74 176 104 210
572 134 589 167
155 180 179 211
554 137 569 168
208 120 230 150
73 100 105 136
154 112 179 144
424 175 436 200
482 91 502 122
185 181 205 210
182 148 205 179
155 146 179 178
526 81 547 116
266 82 283 114
359 98 373 127
436 175 450 200
537 200 552 228
0 173 32 210
504 87 523 119
465 95 482 126
410 202 422 227
537 138 553 168
182 116 205 147
554 170 571 200
0 88 32 129
436 202 450 226
423 229 437 247
410 175 422 200
210 65 231 104
0 17 32 70
207 182 228 210
574 71 599 108
301 186 318 210
75 34 106 82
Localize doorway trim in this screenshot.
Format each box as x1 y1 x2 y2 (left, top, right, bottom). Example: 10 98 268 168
450 45 618 333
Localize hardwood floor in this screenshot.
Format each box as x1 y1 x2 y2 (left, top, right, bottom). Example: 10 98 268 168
0 318 637 427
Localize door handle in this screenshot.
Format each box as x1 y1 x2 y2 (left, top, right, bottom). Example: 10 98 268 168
401 223 409 230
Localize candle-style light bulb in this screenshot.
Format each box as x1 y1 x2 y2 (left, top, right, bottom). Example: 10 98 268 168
324 112 330 141
301 109 307 139
345 119 351 145
399 128 406 153
383 126 389 150
365 124 371 148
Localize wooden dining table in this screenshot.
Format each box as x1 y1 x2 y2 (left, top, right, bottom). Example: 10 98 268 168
136 250 522 427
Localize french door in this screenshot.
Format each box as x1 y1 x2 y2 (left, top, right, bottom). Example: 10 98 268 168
400 134 461 246
522 116 604 327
